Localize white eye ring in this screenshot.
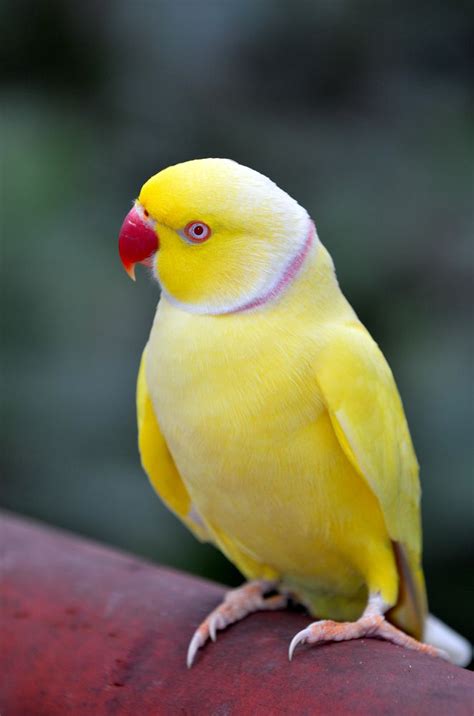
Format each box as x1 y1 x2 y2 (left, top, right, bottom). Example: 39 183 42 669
183 221 211 243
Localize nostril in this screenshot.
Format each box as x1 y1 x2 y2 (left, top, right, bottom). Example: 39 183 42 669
144 209 149 218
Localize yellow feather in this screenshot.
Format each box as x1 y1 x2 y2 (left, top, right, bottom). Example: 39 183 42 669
137 347 210 543
135 159 427 639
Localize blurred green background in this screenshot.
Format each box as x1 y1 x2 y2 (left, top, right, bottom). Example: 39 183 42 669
2 1 473 641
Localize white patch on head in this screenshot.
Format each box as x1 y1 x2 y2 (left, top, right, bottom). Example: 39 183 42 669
134 199 158 230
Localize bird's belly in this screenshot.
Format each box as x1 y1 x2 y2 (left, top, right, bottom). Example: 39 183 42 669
147 306 390 604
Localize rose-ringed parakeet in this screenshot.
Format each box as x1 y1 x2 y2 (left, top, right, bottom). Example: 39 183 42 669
118 159 471 668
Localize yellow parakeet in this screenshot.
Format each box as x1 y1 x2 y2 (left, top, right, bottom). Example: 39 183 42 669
118 158 470 668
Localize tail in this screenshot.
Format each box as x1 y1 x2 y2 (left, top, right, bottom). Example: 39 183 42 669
390 543 471 667
424 614 472 667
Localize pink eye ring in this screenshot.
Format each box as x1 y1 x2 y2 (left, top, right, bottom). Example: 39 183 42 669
183 221 211 243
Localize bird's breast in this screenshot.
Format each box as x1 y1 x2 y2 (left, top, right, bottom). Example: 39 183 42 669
144 299 387 599
146 299 352 523
146 299 325 466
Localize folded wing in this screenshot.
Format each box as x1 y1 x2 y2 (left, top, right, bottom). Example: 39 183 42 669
316 323 427 637
137 346 211 543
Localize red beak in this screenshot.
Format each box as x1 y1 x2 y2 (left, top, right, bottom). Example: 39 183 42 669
118 206 159 280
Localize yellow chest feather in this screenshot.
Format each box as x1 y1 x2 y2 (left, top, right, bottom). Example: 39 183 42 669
146 294 391 614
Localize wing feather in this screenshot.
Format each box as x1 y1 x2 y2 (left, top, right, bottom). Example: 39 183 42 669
316 324 427 635
137 345 211 543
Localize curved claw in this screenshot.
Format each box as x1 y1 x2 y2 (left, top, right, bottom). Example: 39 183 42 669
209 615 218 642
288 614 451 665
186 580 286 667
186 629 206 669
186 611 236 667
288 628 309 661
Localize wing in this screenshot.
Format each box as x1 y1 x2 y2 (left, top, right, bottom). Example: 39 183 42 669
316 323 427 636
137 345 211 543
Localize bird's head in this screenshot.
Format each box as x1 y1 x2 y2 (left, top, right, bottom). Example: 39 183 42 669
118 158 314 314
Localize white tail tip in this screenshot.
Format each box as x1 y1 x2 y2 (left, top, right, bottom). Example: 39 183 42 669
424 614 472 667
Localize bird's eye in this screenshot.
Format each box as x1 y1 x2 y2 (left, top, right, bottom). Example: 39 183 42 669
143 209 149 218
184 221 211 243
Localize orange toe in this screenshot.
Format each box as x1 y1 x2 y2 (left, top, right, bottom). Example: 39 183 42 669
187 580 286 667
289 615 447 661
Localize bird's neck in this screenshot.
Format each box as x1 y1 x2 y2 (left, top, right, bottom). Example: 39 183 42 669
298 237 352 320
161 221 353 323
223 221 316 316
225 226 353 324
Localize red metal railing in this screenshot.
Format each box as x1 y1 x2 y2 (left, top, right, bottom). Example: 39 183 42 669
1 512 472 715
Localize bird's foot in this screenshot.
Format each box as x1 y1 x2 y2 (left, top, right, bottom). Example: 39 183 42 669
187 580 286 667
289 614 448 661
